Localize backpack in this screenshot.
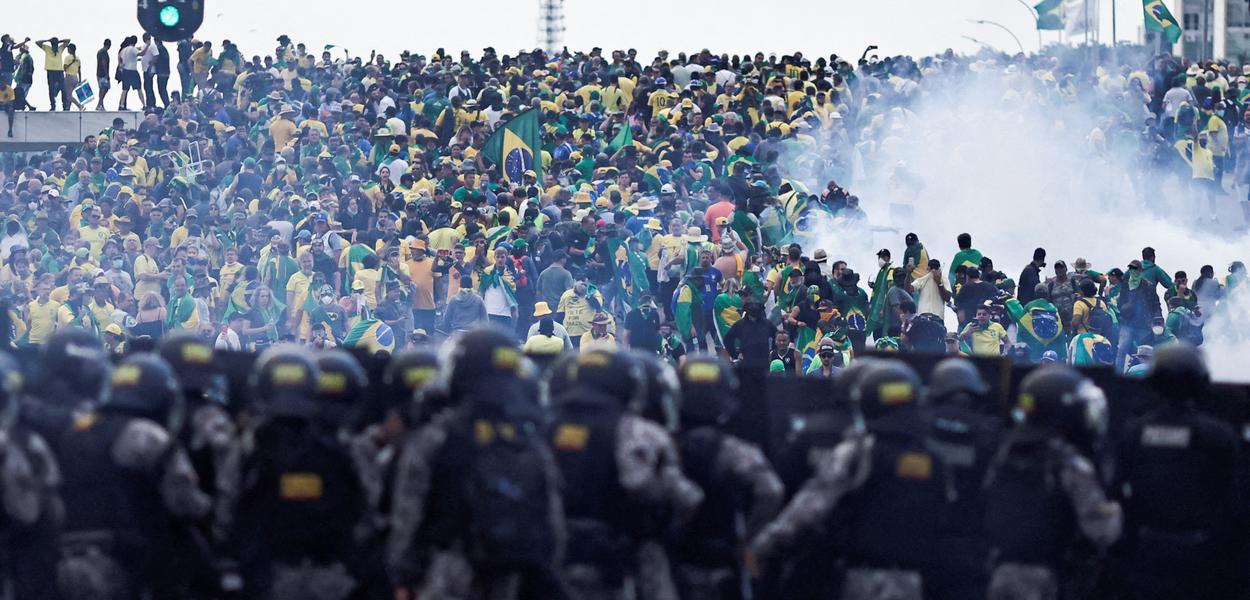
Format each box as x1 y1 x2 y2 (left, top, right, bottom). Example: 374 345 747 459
1171 309 1205 346
1080 298 1115 338
1028 308 1060 342
462 405 557 569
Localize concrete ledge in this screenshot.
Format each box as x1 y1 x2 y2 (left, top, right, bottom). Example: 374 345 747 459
0 111 142 151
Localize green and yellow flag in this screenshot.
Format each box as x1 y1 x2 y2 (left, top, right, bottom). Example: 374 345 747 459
1035 0 1064 30
482 109 543 185
1144 0 1182 43
606 122 633 154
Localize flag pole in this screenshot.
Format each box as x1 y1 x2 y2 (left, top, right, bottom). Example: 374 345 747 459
1012 0 1043 52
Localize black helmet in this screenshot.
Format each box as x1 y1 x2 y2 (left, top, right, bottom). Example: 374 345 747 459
158 332 226 404
36 327 110 401
316 350 369 429
853 359 923 421
101 353 185 432
929 357 990 406
443 327 533 399
1147 343 1209 402
631 351 680 432
1015 365 1106 442
836 356 882 392
250 345 320 419
554 349 644 407
382 348 440 397
677 355 738 427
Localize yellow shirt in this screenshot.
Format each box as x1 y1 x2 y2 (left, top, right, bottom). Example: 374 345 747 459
63 53 81 77
286 270 315 307
965 322 1008 356
354 268 381 309
269 118 298 150
88 300 115 329
79 225 110 259
39 43 64 71
133 254 163 301
648 90 675 113
170 225 190 249
25 299 61 345
190 47 212 74
579 332 617 353
523 334 565 355
218 262 244 301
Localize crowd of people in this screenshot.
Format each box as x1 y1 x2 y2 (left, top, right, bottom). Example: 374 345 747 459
0 34 1246 378
0 325 1244 600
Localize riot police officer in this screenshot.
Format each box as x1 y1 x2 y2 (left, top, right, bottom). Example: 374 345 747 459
0 351 63 600
56 353 211 599
388 327 566 600
750 359 945 600
159 333 241 544
925 357 1003 600
1114 344 1244 600
234 345 364 600
672 355 783 600
982 364 1121 600
22 327 112 444
545 348 702 600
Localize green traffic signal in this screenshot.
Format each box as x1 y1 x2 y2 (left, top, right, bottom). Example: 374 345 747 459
159 5 182 27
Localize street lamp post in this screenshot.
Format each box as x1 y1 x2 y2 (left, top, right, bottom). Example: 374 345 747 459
1011 0 1044 51
970 19 1027 54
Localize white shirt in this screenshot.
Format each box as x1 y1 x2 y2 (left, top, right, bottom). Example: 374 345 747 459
214 328 242 350
377 158 408 185
120 46 139 71
140 43 159 72
483 283 511 317
912 271 950 318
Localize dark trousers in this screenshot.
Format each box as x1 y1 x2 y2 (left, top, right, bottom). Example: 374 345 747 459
156 74 169 106
46 70 65 109
488 314 515 337
143 71 156 108
412 308 435 334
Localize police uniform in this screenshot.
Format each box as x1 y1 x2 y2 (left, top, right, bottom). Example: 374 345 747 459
388 329 568 600
1114 345 1243 600
982 365 1121 600
56 354 212 600
672 357 784 600
234 346 364 600
546 350 703 600
750 360 943 600
0 356 64 600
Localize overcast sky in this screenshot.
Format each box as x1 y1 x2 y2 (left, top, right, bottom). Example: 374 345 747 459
7 0 1158 62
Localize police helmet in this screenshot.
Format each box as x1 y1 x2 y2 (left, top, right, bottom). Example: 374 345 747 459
383 348 440 397
101 353 185 433
1015 364 1107 442
1147 343 1209 402
36 327 110 401
158 332 226 404
677 355 739 427
631 351 681 432
852 359 923 421
249 344 321 419
316 349 369 428
442 327 534 399
553 349 645 408
929 357 990 406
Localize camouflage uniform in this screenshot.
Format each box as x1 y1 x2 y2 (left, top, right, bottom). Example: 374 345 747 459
1 416 64 600
673 434 784 600
186 403 241 541
986 443 1121 600
387 410 570 600
58 417 212 600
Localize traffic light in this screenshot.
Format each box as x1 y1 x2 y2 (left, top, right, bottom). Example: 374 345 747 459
137 0 204 42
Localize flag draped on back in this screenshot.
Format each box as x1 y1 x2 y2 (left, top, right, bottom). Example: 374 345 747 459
482 109 543 185
606 123 634 154
1143 0 1182 43
342 318 396 354
1035 0 1065 30
339 244 376 295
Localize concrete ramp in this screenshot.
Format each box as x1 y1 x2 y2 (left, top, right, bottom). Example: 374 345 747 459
0 111 142 151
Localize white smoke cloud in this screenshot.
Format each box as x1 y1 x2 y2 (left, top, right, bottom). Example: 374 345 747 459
787 58 1250 381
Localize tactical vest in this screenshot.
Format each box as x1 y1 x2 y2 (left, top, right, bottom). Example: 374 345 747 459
549 391 634 576
58 413 165 555
237 419 358 566
929 406 1001 535
674 427 739 568
983 436 1076 566
841 415 946 570
777 410 850 492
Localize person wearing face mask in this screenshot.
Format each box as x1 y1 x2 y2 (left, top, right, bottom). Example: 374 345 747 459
623 294 662 352
439 275 487 334
306 284 349 341
1116 260 1154 372
866 248 897 341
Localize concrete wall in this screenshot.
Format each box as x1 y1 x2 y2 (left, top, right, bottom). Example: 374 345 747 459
0 111 142 151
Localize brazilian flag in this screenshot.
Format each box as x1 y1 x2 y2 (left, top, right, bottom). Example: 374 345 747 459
339 243 376 295
606 122 633 154
1035 0 1064 30
483 109 543 185
1144 0 1182 43
642 165 672 193
343 318 396 355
